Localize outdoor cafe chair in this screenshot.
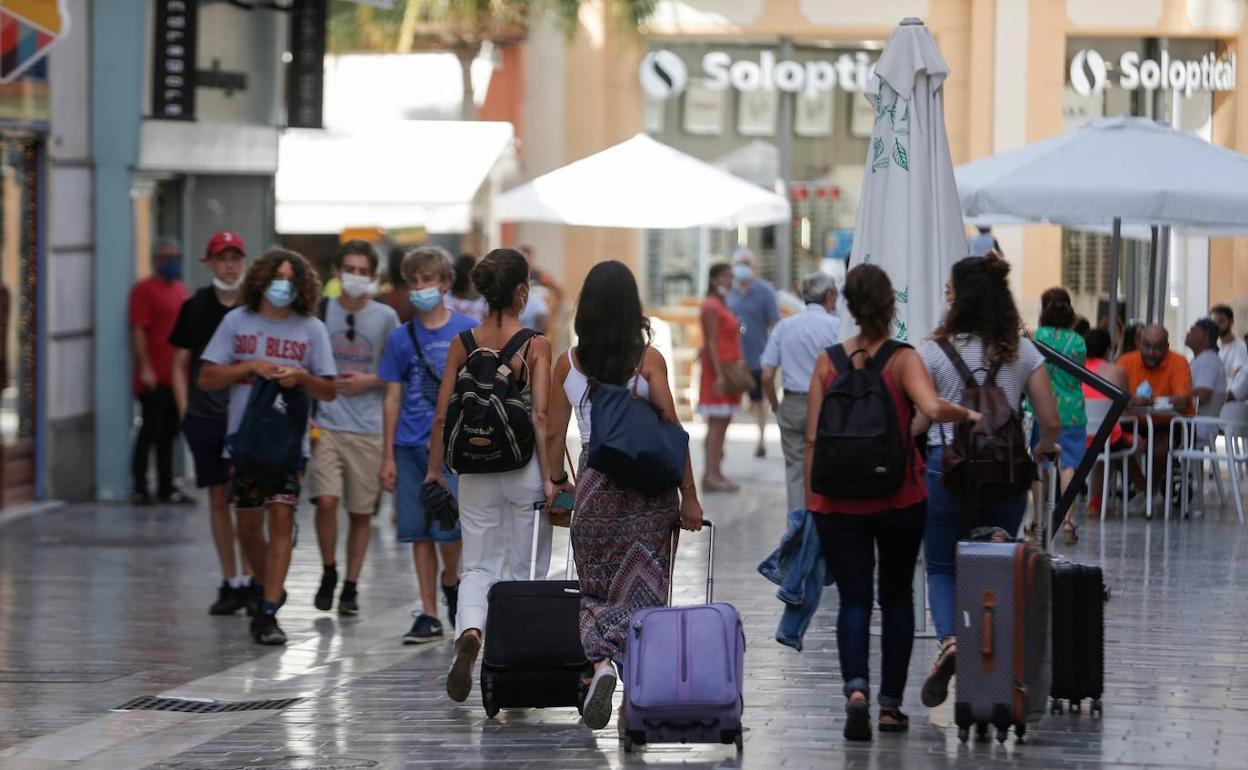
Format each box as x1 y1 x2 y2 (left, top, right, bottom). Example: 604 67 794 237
1165 401 1248 524
1086 398 1139 522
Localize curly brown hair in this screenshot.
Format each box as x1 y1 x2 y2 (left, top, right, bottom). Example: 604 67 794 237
843 263 895 339
240 248 322 316
1038 286 1076 329
933 253 1022 364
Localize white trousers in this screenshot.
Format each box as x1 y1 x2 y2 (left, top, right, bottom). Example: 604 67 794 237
456 457 552 637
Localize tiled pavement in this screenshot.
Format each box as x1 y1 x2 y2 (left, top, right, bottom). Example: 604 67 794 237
2 424 1248 768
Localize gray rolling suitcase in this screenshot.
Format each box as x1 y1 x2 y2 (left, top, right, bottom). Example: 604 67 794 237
954 538 1052 743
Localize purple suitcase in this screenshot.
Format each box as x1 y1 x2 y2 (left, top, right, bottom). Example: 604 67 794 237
622 520 745 753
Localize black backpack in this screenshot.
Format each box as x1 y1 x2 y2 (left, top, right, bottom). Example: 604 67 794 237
811 341 910 499
443 329 538 474
225 379 310 479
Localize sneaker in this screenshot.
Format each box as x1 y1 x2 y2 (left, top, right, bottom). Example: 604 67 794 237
582 664 618 729
244 581 261 617
442 582 459 628
314 567 338 611
250 612 287 645
754 444 766 459
157 489 197 506
920 638 957 708
446 631 481 702
209 581 245 615
403 613 444 645
339 584 359 616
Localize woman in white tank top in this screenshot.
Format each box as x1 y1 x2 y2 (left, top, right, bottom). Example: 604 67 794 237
545 260 703 737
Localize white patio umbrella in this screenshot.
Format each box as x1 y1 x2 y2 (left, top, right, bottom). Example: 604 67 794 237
850 18 966 343
496 133 791 229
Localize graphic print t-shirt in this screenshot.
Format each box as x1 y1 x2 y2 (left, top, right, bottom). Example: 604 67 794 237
200 308 337 456
378 310 479 448
315 299 399 434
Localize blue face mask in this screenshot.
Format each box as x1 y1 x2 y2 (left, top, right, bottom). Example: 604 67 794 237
410 287 442 312
156 258 182 281
265 279 294 308
732 263 753 282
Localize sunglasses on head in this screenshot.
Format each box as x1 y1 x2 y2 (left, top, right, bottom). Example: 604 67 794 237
346 313 355 342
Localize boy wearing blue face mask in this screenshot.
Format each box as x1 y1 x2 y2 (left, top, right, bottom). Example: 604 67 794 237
307 240 399 617
379 246 479 644
200 249 338 645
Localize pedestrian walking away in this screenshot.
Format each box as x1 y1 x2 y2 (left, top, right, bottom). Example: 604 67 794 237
170 230 252 614
199 249 337 646
915 253 1060 709
546 260 704 733
699 263 750 492
379 246 478 644
130 237 192 506
760 271 840 512
424 248 555 703
804 264 979 742
727 248 780 459
309 240 399 617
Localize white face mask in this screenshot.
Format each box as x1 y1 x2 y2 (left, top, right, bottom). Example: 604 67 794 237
212 275 244 292
340 273 374 299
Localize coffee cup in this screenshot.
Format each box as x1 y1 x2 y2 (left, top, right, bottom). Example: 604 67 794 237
1155 396 1173 409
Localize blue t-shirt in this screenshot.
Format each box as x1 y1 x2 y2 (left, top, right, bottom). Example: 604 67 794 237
379 311 479 448
727 278 780 368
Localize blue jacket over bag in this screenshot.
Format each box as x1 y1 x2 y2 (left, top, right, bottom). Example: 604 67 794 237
758 508 831 651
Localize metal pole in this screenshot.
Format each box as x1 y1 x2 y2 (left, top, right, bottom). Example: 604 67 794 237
1146 225 1159 323
1108 218 1122 357
1126 238 1139 325
1156 225 1171 327
774 37 794 293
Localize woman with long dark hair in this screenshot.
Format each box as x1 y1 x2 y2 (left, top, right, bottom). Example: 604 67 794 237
699 263 744 491
804 264 977 741
424 248 555 704
546 260 703 733
445 252 487 322
916 253 1061 710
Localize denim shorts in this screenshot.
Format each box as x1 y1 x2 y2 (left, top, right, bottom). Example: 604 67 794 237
395 444 461 543
1031 423 1088 470
182 414 231 488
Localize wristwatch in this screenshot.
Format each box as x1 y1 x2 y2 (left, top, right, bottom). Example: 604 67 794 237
550 472 569 485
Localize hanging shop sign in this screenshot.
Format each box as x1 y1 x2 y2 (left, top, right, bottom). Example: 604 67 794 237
152 0 197 120
1069 48 1237 99
287 0 328 129
641 49 877 100
0 0 68 82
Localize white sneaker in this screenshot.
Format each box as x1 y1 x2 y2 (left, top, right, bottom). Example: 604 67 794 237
582 664 618 730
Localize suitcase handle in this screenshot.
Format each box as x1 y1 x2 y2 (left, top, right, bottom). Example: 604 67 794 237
643 717 720 731
529 503 575 581
981 589 996 663
666 519 715 606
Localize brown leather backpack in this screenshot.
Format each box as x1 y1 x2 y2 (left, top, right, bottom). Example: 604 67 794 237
936 338 1035 504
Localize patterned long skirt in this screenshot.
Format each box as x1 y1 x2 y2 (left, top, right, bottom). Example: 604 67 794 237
571 466 680 666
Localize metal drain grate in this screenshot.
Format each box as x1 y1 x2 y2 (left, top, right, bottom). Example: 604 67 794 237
113 695 304 713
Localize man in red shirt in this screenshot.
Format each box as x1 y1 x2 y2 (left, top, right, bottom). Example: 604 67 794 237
130 237 192 505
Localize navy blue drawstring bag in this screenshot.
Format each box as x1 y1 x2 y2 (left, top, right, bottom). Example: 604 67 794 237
226 379 310 479
586 381 689 496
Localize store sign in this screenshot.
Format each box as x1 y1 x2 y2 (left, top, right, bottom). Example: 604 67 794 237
641 49 877 100
152 0 197 120
287 0 328 129
1069 48 1237 99
0 0 69 83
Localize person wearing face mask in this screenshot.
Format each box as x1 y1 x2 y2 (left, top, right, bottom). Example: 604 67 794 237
170 231 255 614
699 262 745 492
726 248 780 459
307 240 399 617
379 246 478 644
130 236 192 506
200 249 338 645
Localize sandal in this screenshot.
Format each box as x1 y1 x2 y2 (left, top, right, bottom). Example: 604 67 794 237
920 637 957 708
843 693 872 742
701 476 740 493
878 706 909 733
1062 516 1079 546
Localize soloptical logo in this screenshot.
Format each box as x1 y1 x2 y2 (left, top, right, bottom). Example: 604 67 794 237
639 50 689 99
1069 49 1108 98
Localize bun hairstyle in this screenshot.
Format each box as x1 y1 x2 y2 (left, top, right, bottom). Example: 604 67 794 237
1039 286 1076 329
843 263 895 339
472 248 530 315
934 253 1023 364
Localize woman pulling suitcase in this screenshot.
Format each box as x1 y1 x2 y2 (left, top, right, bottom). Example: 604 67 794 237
546 260 704 733
804 264 980 741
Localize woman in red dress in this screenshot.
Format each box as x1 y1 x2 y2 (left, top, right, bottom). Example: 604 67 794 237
699 263 742 492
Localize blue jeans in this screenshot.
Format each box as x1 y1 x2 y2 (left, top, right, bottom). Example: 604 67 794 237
924 447 1027 639
815 504 925 707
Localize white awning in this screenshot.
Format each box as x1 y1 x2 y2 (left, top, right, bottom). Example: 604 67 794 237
276 121 514 235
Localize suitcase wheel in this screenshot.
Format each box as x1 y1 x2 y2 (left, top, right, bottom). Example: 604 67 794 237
975 723 990 742
996 727 1009 744
1050 698 1065 716
485 704 500 719
1091 699 1103 717
957 726 970 744
621 735 634 753
1014 724 1027 744
734 733 743 753
1071 699 1082 714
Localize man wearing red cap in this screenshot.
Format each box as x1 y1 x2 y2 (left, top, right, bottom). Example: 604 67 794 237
170 231 254 615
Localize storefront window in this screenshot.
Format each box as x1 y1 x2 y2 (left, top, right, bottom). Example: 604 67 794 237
0 138 39 443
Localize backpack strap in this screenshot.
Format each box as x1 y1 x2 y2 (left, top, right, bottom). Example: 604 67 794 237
828 344 853 375
317 297 329 322
499 328 539 365
458 330 478 356
936 337 979 388
867 340 912 371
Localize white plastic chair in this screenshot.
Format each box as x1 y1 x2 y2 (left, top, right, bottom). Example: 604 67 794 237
1165 401 1248 523
1085 399 1139 522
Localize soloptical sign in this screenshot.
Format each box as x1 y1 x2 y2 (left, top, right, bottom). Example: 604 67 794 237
1069 48 1237 99
641 48 878 100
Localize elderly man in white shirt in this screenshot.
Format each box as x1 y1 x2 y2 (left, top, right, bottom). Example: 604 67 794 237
760 272 841 511
1210 304 1248 383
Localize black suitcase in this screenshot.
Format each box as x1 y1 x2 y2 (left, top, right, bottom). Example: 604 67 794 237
480 504 589 718
1049 559 1108 715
